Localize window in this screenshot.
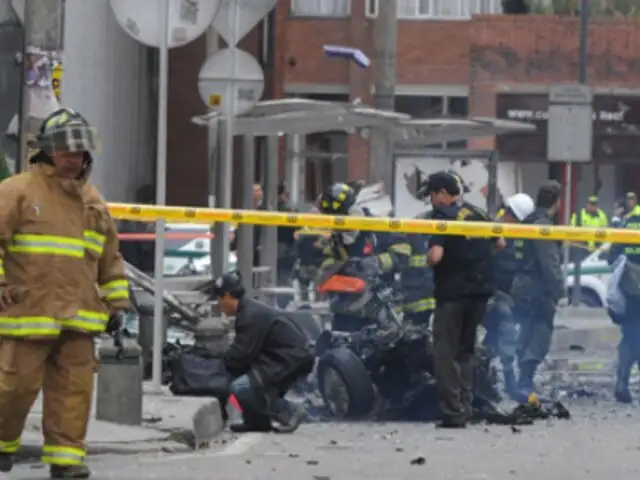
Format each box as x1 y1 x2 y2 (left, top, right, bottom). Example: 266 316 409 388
366 0 502 18
395 95 469 149
291 0 351 17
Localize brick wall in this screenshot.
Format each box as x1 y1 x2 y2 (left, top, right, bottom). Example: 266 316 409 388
167 4 640 197
166 29 264 206
469 15 640 149
281 5 640 177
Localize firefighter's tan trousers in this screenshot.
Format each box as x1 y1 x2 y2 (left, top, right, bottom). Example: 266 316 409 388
0 332 95 466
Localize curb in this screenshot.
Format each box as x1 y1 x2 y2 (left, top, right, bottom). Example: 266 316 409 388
16 439 193 460
551 325 620 353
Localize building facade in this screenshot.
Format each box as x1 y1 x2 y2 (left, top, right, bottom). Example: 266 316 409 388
267 0 640 214
13 1 639 211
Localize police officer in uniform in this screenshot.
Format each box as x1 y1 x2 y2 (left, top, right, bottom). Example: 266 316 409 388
511 181 564 400
570 196 608 260
484 193 535 396
316 183 410 332
215 271 314 433
424 171 499 428
608 199 640 402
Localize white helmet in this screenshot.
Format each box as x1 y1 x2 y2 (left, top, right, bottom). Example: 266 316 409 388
504 193 535 221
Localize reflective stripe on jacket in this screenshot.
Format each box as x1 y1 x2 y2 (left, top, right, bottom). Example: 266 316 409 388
570 208 608 250
0 163 130 338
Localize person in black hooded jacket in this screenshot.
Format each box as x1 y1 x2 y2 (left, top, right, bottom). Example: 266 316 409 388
214 271 314 433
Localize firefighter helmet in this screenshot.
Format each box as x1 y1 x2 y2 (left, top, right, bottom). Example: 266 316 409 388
35 108 100 154
317 183 357 215
504 193 535 221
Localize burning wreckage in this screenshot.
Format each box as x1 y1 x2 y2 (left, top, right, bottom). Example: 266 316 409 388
128 259 570 426
310 259 570 425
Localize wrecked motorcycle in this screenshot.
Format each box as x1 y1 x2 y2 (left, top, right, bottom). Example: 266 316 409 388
314 259 500 420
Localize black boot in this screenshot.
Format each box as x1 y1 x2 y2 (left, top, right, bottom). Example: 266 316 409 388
50 464 91 479
271 400 307 434
615 353 634 404
0 453 13 473
229 412 273 433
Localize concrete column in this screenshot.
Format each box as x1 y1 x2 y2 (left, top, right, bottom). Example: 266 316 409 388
62 0 153 202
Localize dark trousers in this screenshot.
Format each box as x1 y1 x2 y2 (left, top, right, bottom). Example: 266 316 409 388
514 296 556 371
230 367 309 426
617 322 640 391
432 298 488 423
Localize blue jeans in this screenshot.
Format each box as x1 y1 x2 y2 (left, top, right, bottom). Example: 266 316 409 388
230 374 291 423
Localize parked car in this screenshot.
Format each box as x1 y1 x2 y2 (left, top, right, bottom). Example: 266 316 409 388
564 243 613 307
163 223 236 276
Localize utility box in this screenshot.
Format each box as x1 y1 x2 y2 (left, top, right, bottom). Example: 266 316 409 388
96 339 143 426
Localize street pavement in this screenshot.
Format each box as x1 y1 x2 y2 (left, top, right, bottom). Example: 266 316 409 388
9 397 640 480
8 308 639 479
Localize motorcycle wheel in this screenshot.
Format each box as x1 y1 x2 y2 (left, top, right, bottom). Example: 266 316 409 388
317 347 376 419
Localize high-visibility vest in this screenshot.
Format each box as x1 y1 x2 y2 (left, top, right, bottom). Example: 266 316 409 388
570 208 608 250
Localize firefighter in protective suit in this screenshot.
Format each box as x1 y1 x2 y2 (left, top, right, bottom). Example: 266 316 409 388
401 181 438 326
316 183 410 332
0 109 129 478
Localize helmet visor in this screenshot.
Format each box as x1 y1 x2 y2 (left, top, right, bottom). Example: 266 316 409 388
36 123 101 154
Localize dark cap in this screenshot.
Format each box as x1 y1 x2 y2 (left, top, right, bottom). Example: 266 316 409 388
627 191 637 199
212 271 245 298
422 171 461 197
587 195 598 204
277 181 286 195
535 180 562 208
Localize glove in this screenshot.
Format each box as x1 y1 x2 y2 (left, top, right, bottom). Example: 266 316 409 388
105 312 124 334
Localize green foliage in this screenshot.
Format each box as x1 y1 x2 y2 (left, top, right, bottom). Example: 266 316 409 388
523 0 640 16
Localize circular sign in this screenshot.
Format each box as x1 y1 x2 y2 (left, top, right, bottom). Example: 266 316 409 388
198 48 265 116
110 0 221 48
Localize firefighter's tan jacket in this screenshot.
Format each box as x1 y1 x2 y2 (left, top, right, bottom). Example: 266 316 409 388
0 163 130 338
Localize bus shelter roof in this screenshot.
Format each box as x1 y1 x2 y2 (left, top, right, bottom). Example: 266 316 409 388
191 98 409 136
191 99 535 140
393 117 536 144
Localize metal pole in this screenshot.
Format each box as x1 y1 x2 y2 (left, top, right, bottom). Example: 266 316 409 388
150 0 170 391
562 162 573 292
260 135 279 294
213 0 239 275
487 150 498 217
16 2 30 173
206 27 219 273
572 0 589 306
237 135 255 293
369 0 397 187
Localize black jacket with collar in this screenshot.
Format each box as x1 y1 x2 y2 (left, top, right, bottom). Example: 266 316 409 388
223 298 314 386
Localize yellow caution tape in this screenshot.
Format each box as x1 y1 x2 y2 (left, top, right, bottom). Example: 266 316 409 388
107 202 640 244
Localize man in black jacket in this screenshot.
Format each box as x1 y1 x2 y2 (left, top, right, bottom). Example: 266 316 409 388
424 171 504 428
214 271 314 433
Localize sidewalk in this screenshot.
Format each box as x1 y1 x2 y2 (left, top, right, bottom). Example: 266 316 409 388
551 307 619 353
15 307 618 460
17 383 223 459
